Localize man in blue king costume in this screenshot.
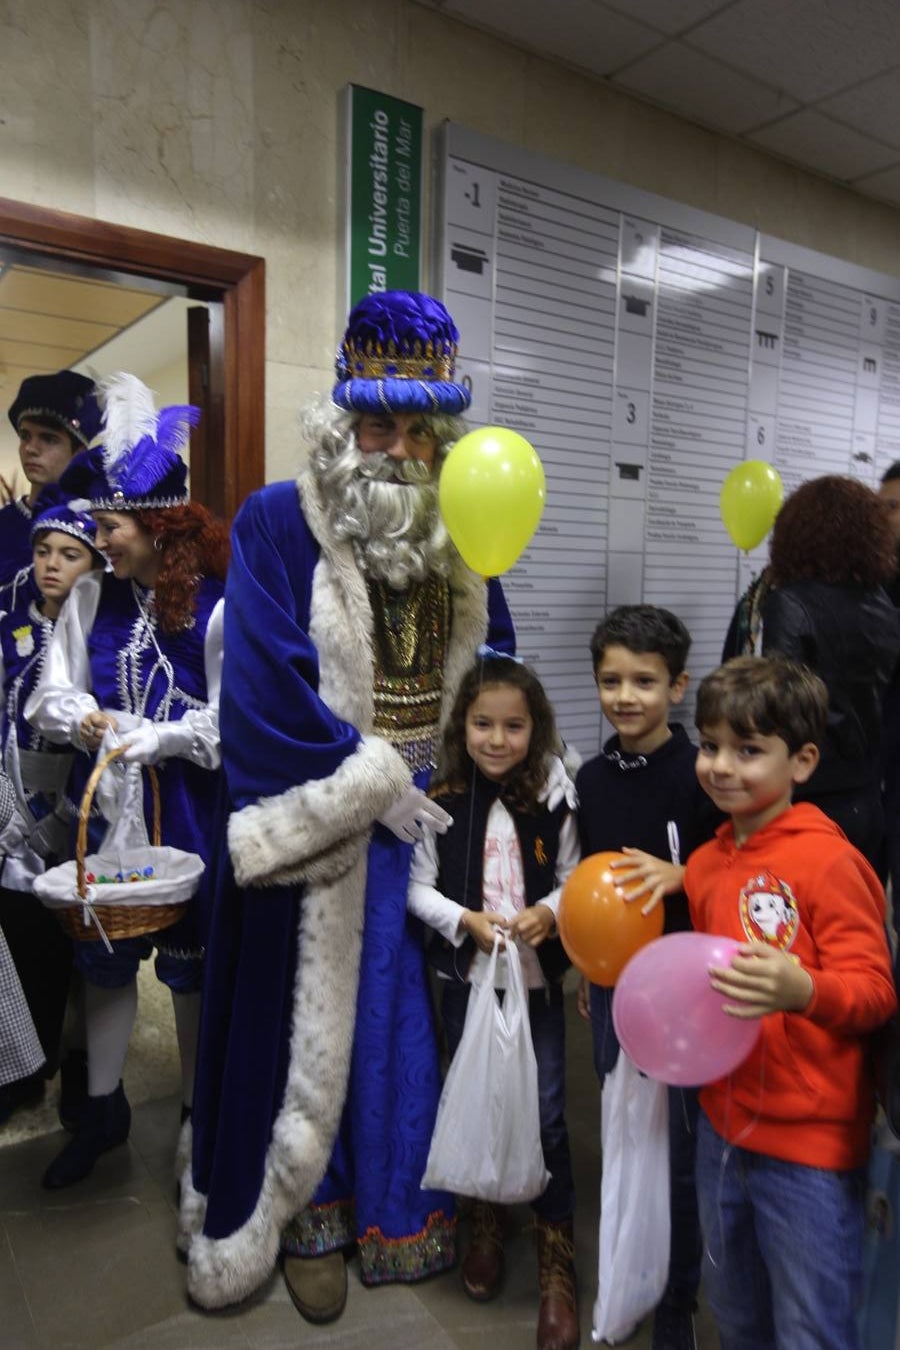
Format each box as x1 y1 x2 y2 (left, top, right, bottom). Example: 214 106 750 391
183 291 514 1319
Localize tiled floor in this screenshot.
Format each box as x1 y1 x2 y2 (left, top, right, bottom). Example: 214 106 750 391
0 971 720 1350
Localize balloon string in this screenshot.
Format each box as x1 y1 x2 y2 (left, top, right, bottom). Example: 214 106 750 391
706 1030 768 1274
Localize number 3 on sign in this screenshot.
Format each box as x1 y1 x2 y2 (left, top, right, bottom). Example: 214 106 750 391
614 389 647 445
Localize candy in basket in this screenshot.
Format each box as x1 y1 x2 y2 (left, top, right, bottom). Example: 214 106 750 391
34 745 204 953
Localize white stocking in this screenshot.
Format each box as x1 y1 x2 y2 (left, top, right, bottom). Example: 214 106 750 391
86 980 138 1097
171 990 201 1110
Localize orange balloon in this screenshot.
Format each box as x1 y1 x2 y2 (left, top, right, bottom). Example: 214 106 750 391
558 851 665 987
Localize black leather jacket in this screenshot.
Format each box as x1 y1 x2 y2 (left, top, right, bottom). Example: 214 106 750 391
762 579 900 795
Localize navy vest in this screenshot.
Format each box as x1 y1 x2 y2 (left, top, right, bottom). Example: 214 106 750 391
429 768 570 985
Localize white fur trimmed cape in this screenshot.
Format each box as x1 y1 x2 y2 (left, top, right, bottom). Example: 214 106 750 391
181 473 511 1308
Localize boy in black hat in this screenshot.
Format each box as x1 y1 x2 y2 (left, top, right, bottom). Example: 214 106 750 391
1 370 101 592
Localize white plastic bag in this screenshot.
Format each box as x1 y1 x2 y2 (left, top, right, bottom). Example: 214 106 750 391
592 1052 670 1344
421 935 549 1203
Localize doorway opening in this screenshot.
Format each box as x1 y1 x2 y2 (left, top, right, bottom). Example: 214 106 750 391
0 197 265 520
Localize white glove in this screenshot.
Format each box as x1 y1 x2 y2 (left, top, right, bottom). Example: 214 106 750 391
119 719 164 765
93 725 126 821
539 754 577 812
379 787 453 844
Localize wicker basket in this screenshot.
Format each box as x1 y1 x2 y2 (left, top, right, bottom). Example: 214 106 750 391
34 744 204 944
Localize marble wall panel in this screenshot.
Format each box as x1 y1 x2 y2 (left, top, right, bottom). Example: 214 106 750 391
0 0 96 212
89 0 256 249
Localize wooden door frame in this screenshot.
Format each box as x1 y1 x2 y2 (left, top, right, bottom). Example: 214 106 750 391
0 196 265 519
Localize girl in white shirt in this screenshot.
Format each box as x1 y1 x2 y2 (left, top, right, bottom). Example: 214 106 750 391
408 652 580 1350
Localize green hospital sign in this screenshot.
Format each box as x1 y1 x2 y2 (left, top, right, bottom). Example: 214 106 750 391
344 84 423 307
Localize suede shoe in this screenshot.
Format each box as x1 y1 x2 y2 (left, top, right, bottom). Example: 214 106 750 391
42 1082 130 1189
652 1301 697 1350
283 1251 348 1324
461 1201 505 1301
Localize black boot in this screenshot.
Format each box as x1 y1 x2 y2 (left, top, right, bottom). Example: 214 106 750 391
42 1082 130 1189
58 1049 89 1132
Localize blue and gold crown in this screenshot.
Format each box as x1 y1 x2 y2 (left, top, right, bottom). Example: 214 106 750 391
333 291 471 416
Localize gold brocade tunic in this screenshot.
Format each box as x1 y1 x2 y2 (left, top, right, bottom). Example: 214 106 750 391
368 575 449 773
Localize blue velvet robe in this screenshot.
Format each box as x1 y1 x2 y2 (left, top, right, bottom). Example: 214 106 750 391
185 476 514 1308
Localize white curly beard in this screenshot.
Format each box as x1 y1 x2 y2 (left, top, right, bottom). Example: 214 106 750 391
308 408 455 589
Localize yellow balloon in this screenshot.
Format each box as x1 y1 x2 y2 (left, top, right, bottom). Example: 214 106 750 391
719 460 783 551
439 427 546 576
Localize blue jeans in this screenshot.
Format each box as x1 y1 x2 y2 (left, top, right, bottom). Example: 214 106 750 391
590 982 701 1309
696 1112 866 1350
440 979 574 1222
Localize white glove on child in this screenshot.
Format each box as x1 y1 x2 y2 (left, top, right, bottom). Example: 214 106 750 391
379 787 453 844
118 719 164 765
539 753 577 812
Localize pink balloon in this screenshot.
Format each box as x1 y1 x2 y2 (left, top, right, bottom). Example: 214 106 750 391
612 932 762 1086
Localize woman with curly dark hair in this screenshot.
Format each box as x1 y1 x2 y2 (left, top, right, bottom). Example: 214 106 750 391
26 374 228 1190
760 474 900 867
408 652 580 1346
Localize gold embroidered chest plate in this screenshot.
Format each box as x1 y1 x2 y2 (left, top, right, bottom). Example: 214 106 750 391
368 575 449 772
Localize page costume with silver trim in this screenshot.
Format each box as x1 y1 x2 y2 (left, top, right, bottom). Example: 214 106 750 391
0 596 76 889
26 571 224 960
183 470 514 1308
27 571 223 769
0 499 35 599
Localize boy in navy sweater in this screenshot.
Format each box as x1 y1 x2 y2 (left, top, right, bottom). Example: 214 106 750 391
576 605 718 1350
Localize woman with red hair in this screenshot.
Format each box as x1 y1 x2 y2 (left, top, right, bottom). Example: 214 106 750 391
27 374 228 1190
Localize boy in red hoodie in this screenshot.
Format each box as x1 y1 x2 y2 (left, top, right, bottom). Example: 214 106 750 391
687 655 896 1350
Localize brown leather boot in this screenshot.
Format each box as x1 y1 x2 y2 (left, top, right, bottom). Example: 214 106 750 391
536 1217 579 1350
461 1201 505 1300
283 1251 347 1324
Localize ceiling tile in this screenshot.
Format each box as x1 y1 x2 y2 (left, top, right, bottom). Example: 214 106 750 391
601 0 732 38
850 162 900 207
748 108 900 181
414 0 900 201
818 70 900 152
688 0 900 102
0 309 116 350
434 0 663 75
0 340 82 371
611 41 799 134
0 268 162 326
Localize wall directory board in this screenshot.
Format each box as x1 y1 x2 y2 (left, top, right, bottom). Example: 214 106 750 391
434 122 900 757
